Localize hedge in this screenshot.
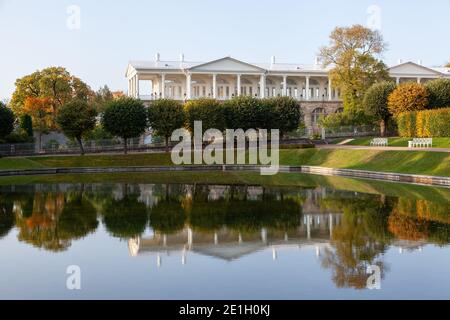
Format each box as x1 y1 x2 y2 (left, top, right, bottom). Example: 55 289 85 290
397 108 450 137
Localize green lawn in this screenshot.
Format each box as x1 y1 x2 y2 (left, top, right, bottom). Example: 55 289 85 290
343 137 450 148
1 148 449 177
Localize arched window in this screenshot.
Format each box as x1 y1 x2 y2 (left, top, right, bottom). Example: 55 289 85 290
311 108 326 125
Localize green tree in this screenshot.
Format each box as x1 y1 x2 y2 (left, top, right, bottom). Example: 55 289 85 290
20 114 33 137
0 102 15 139
184 98 226 135
388 83 429 117
264 96 302 138
93 85 114 113
223 96 264 130
102 97 148 154
319 24 390 113
148 99 185 152
363 81 397 136
56 99 97 155
11 67 93 129
425 78 450 109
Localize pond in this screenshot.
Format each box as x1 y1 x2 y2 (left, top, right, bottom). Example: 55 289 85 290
0 175 449 299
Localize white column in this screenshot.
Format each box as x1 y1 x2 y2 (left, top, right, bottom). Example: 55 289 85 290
186 73 192 100
396 77 400 85
128 79 132 97
260 74 266 98
417 77 421 84
282 75 287 96
236 74 241 96
305 76 310 100
161 73 166 98
136 75 140 98
328 78 332 101
212 74 217 99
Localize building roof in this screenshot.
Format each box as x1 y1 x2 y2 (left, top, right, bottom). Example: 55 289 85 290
126 56 450 77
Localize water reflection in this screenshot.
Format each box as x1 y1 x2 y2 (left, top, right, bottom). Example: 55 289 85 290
0 182 449 290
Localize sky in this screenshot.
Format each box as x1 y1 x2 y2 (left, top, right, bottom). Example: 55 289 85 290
0 0 449 100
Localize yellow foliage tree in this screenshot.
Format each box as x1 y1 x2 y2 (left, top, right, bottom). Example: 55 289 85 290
387 83 428 117
23 97 52 151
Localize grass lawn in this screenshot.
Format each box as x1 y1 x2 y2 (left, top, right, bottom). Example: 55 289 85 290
0 148 449 177
343 137 450 148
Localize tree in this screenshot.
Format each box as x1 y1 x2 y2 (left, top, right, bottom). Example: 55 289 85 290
363 81 396 136
11 67 93 129
264 96 302 138
101 97 148 154
56 99 97 155
223 96 264 130
92 85 114 113
20 114 33 137
388 83 429 117
23 97 52 151
446 62 450 68
425 78 450 109
148 99 185 152
184 98 225 135
0 102 15 139
319 24 390 113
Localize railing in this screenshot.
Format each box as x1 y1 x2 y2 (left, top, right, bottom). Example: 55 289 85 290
322 125 380 139
0 138 175 157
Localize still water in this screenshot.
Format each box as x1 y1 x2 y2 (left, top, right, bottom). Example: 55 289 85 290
0 178 449 299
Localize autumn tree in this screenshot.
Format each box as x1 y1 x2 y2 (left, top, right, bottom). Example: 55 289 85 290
148 99 185 152
388 83 429 117
446 62 450 68
101 97 148 154
363 81 396 136
0 102 15 139
11 67 93 129
56 99 97 155
23 97 52 151
319 25 390 114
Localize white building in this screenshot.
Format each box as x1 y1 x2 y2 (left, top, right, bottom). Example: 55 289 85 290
125 54 450 129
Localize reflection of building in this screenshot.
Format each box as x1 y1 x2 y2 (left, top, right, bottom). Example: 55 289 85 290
128 213 342 267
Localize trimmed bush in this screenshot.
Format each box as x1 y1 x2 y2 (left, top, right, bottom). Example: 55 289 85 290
396 108 450 137
425 78 450 109
388 83 428 117
263 96 302 137
0 102 15 139
223 96 264 130
184 98 225 134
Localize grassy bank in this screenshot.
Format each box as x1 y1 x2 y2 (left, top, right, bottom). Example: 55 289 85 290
342 137 450 148
0 148 449 177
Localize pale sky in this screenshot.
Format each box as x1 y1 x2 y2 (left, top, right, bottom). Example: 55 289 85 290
1 0 449 100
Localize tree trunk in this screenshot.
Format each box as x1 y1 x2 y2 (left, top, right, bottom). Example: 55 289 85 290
38 132 42 153
124 138 128 154
380 119 387 137
77 137 85 155
165 136 169 153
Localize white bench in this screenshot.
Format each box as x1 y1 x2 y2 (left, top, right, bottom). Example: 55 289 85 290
408 138 433 148
370 138 388 147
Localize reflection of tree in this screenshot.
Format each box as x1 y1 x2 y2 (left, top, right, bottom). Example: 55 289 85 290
319 193 391 289
150 188 187 234
0 196 15 239
102 187 149 238
16 191 99 252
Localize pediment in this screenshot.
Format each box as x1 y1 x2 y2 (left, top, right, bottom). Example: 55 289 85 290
389 62 441 76
189 57 266 73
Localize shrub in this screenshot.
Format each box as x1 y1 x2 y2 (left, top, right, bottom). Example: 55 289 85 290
184 98 225 134
396 108 450 137
148 99 185 152
425 78 450 109
0 102 15 139
363 81 397 136
102 97 148 154
388 83 428 117
263 96 302 138
20 114 33 137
